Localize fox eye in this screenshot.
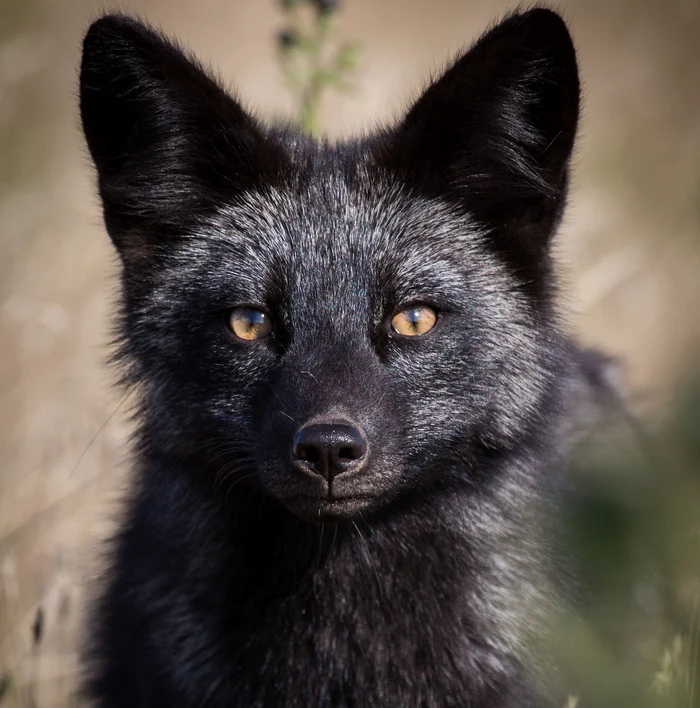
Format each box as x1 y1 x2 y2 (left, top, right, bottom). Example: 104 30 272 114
391 305 438 337
229 307 272 341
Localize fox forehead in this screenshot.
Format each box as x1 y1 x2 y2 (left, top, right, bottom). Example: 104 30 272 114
190 177 502 290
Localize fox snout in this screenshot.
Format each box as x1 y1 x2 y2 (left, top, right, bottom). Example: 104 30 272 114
291 422 369 486
273 419 374 522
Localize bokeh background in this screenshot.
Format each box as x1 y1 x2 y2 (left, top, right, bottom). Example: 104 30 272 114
1 0 699 705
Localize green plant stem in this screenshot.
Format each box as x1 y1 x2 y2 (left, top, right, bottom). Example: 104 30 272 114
299 12 331 135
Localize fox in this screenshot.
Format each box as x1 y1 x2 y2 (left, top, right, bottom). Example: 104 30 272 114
79 7 610 707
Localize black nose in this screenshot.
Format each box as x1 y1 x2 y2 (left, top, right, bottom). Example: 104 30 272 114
292 423 368 481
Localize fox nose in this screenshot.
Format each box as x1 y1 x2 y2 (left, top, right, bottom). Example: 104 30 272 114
292 423 367 481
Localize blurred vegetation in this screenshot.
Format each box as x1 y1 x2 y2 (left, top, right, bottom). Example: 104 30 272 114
554 380 700 707
277 0 360 135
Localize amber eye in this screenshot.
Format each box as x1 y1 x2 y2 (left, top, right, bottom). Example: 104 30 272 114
229 307 272 341
391 305 438 337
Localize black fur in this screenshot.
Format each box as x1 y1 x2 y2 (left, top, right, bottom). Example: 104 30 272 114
80 9 595 706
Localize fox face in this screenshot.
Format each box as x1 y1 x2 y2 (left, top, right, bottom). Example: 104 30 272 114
80 10 579 525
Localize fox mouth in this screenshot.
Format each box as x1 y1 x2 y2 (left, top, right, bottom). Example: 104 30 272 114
283 494 376 523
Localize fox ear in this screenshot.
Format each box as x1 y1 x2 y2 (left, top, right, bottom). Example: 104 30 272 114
376 9 580 292
80 15 286 252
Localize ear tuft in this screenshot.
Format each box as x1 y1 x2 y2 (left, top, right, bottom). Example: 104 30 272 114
374 8 580 294
80 15 288 250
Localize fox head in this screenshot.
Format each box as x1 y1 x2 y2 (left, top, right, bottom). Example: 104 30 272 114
80 9 580 523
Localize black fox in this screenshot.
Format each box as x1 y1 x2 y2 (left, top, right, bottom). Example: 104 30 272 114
80 8 602 707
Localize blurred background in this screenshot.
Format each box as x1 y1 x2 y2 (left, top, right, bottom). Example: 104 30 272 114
0 0 698 705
